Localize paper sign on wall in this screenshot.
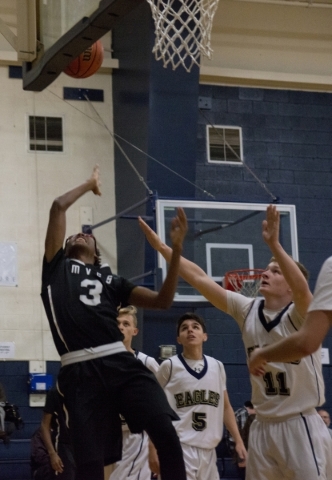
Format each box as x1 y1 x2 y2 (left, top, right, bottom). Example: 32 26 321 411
0 242 17 286
0 342 15 359
321 348 330 364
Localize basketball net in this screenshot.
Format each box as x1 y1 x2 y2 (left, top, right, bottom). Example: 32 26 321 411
224 269 264 298
146 0 220 72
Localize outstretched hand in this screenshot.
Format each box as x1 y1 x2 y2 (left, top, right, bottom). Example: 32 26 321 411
90 164 101 196
262 205 280 247
169 207 188 249
248 348 267 376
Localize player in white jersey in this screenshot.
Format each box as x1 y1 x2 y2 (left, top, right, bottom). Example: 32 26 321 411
249 255 332 371
139 205 332 480
149 313 247 480
107 306 159 480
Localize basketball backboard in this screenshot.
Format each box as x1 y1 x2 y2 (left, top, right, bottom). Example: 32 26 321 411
21 0 145 91
155 200 298 302
0 1 37 64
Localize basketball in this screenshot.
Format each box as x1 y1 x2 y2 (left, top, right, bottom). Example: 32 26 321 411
64 40 104 79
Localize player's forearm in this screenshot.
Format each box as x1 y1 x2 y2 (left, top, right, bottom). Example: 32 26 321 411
160 242 208 286
223 404 243 445
52 178 96 213
40 424 56 455
152 244 183 308
256 333 313 364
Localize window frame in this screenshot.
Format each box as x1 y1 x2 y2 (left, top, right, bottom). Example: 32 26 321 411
28 115 64 153
206 124 243 165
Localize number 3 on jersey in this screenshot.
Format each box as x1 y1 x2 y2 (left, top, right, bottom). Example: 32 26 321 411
79 279 103 306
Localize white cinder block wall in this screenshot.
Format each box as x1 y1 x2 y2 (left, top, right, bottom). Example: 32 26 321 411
0 67 116 361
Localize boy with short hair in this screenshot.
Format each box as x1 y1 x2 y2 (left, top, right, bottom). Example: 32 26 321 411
108 305 159 480
150 313 247 480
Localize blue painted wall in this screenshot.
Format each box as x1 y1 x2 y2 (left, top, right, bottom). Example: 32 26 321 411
141 84 332 411
112 2 199 351
0 361 60 440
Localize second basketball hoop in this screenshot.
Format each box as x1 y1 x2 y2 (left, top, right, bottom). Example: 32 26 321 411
146 0 220 72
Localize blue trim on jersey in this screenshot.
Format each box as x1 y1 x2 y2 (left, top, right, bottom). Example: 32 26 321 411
128 432 145 477
300 413 320 476
309 355 322 406
258 300 293 332
135 350 148 367
177 354 208 379
287 314 298 332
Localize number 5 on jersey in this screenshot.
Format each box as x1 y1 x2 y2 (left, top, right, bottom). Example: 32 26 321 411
192 412 207 431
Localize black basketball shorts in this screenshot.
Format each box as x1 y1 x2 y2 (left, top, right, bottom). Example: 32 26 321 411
57 351 178 467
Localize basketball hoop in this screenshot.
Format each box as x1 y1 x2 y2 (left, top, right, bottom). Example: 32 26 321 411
146 0 220 72
224 269 264 298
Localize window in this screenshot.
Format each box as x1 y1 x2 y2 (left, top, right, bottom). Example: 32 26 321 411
29 116 63 152
207 125 242 164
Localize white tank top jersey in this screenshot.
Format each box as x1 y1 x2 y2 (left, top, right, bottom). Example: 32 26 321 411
308 256 332 312
135 351 160 375
227 291 325 419
157 354 226 449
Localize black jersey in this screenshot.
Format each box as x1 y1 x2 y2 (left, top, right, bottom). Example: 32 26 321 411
41 248 136 356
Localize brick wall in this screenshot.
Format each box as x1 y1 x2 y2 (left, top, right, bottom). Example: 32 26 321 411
195 85 332 410
143 85 332 412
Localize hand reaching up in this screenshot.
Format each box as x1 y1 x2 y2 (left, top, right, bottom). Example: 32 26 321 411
90 164 102 196
169 207 188 250
262 205 280 248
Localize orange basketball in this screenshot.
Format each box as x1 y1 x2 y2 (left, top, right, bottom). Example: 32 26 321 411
64 40 104 79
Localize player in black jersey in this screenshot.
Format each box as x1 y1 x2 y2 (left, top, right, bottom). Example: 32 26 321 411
41 165 187 480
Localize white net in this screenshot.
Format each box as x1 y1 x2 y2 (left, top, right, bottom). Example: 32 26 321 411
224 269 264 298
146 0 220 72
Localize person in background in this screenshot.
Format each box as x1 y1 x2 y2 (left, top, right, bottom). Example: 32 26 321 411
225 400 256 480
31 387 76 479
0 382 6 434
317 409 332 439
107 305 159 480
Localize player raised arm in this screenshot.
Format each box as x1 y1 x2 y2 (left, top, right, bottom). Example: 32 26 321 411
44 165 101 263
129 208 187 309
138 216 228 312
262 205 312 317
